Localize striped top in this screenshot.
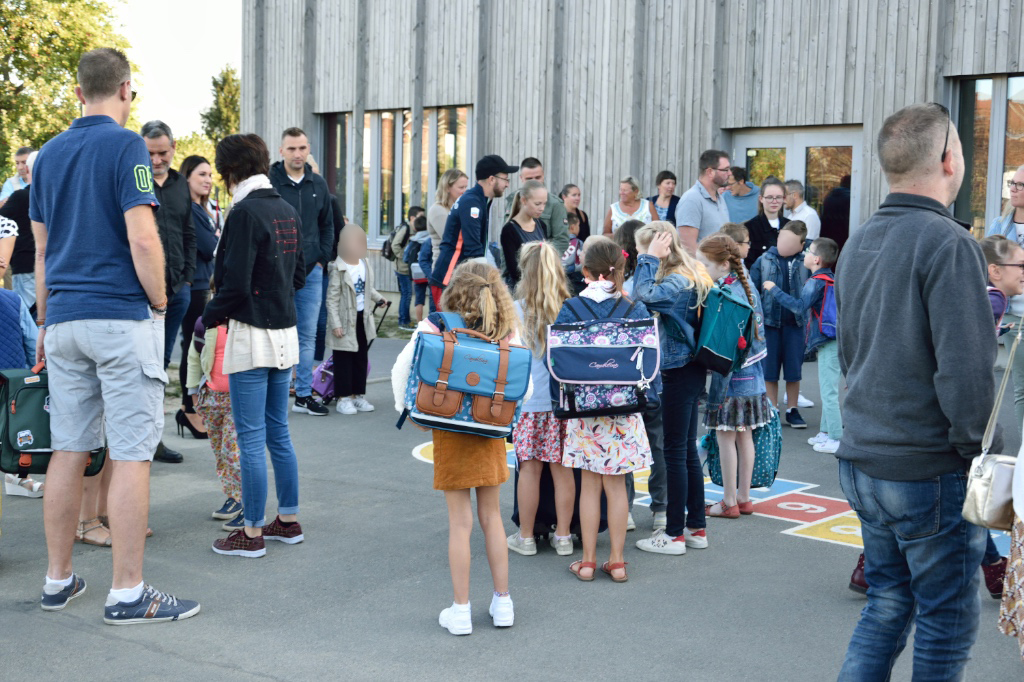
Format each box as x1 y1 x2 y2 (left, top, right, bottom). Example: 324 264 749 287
610 201 653 231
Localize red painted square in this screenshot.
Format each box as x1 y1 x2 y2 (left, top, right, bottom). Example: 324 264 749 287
752 493 852 523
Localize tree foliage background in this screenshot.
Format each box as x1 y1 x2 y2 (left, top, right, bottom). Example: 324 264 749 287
0 0 136 180
200 65 240 144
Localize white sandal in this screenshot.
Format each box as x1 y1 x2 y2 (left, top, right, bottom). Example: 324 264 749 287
4 473 44 498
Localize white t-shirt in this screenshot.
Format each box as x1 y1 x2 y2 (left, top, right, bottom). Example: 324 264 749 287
350 260 366 312
768 218 780 230
1014 222 1024 249
785 202 822 240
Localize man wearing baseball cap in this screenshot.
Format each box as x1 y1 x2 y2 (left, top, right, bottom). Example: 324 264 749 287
428 154 516 304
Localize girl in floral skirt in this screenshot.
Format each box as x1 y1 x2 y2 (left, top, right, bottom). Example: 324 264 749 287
507 242 575 557
696 234 769 519
558 237 653 583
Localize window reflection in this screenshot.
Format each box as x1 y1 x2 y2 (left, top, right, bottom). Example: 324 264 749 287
1004 76 1024 210
745 148 786 185
954 79 993 232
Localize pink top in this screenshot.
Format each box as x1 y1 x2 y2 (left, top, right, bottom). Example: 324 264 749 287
206 326 230 393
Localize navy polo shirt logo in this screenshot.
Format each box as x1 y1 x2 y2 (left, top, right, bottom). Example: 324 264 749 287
134 165 153 193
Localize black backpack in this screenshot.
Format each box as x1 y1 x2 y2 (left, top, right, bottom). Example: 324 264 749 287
382 223 409 262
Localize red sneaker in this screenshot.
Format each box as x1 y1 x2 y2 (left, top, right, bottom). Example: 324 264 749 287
212 529 266 558
982 557 1007 599
263 517 305 544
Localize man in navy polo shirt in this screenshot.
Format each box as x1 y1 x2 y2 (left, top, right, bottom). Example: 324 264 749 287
30 47 200 625
429 154 515 307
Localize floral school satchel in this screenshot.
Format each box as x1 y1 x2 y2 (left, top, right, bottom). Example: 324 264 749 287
546 297 660 419
397 312 531 439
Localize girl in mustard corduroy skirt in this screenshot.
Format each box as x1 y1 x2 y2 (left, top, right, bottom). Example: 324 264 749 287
392 261 528 636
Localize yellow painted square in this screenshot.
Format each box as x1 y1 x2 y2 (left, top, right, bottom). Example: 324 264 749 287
785 511 863 548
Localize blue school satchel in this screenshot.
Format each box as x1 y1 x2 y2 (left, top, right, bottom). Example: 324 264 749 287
397 312 531 438
546 297 661 419
811 274 837 339
701 407 782 489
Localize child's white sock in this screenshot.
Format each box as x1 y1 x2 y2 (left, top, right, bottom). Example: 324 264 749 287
106 580 144 605
43 573 73 594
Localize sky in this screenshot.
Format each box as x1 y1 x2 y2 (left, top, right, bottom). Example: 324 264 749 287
114 0 243 137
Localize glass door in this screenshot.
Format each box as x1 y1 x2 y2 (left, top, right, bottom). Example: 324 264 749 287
732 127 863 242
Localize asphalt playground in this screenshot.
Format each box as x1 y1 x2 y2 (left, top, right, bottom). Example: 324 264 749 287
0 338 1020 680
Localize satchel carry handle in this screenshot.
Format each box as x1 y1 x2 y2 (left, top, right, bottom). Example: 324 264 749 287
981 319 1022 456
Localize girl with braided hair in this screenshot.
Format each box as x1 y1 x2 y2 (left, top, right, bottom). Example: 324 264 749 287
697 234 769 519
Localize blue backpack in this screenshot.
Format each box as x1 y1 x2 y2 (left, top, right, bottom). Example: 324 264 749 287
811 274 837 339
546 297 661 419
701 406 782 488
397 312 531 438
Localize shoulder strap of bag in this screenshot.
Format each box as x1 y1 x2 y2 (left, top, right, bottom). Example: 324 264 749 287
983 321 1022 454
564 297 590 321
428 312 465 331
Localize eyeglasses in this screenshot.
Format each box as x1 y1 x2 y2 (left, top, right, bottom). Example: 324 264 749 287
763 196 785 202
934 102 950 162
996 263 1024 270
1008 180 1024 192
121 80 137 101
495 174 509 182
715 166 731 173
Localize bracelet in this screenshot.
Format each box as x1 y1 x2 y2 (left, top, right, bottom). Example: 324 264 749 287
149 299 168 310
36 319 45 327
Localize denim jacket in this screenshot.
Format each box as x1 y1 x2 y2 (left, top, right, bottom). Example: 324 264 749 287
632 253 701 369
708 276 767 408
766 267 835 355
750 247 810 328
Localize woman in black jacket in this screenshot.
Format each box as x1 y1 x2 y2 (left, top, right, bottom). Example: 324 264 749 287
176 155 221 439
744 178 790 270
203 133 307 559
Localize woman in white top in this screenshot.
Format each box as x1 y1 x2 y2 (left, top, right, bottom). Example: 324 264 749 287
603 175 658 235
427 168 469 269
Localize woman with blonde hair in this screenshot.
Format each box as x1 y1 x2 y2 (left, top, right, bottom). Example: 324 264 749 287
507 241 574 558
427 168 470 268
391 260 524 635
632 221 715 556
500 180 549 288
603 176 658 235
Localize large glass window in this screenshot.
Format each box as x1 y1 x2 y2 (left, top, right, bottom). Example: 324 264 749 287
324 105 472 244
955 79 993 231
745 148 786 186
805 147 853 215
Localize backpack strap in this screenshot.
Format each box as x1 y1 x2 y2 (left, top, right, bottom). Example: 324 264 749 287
428 312 465 331
564 297 591 321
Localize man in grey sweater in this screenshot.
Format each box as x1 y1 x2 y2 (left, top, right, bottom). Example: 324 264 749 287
834 103 994 680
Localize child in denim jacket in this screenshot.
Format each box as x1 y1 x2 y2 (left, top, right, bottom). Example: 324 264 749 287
763 237 842 453
697 234 769 519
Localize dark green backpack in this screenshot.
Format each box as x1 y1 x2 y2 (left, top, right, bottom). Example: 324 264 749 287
693 285 756 376
0 367 105 477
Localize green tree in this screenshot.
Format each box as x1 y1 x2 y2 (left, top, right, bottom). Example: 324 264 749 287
200 65 240 144
0 0 133 180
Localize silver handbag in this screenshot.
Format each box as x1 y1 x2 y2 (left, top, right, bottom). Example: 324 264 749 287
962 323 1018 531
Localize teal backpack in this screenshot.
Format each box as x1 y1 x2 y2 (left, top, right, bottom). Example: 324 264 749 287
702 406 782 489
0 366 105 477
693 284 756 375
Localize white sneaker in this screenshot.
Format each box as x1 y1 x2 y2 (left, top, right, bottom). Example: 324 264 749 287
549 535 573 556
684 528 709 549
439 603 472 635
813 437 841 454
336 398 357 415
352 396 375 412
507 532 537 556
807 432 829 446
488 594 514 627
635 529 686 555
626 513 636 531
652 511 667 531
783 393 815 408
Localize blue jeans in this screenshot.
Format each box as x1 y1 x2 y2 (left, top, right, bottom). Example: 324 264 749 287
314 269 330 362
163 284 190 368
293 264 323 397
229 366 300 528
662 363 706 536
396 272 412 326
12 272 36 309
414 281 436 313
837 460 986 681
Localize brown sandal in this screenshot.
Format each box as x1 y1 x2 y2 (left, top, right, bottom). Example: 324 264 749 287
569 561 597 582
75 517 112 547
97 515 153 538
601 561 629 583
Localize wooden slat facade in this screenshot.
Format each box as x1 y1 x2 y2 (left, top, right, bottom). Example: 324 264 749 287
243 0 1024 292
